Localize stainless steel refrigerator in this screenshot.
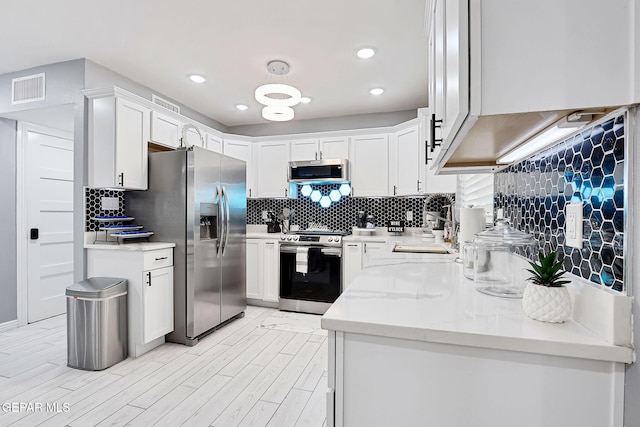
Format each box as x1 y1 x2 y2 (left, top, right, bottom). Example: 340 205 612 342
127 147 246 345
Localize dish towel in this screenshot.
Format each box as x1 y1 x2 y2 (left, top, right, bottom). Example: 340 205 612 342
296 247 309 274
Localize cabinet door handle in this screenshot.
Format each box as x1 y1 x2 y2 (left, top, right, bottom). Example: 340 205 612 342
315 152 318 160
319 151 323 159
265 242 275 245
249 188 252 197
347 244 358 247
155 256 168 261
364 243 367 253
393 185 397 196
430 113 443 154
417 180 421 192
284 188 288 197
146 271 151 286
118 172 124 187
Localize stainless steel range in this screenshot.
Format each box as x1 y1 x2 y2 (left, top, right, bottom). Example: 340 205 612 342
279 230 345 315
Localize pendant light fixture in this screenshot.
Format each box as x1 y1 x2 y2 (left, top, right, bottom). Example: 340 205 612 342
255 60 303 121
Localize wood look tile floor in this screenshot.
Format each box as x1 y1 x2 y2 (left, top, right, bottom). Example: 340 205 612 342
0 306 328 427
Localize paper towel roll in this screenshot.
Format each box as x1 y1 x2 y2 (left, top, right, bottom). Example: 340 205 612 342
459 207 486 244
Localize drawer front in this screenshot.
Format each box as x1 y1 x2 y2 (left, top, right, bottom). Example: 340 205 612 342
143 248 173 271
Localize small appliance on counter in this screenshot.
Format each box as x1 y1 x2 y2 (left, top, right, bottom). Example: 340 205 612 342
265 211 281 233
353 211 376 235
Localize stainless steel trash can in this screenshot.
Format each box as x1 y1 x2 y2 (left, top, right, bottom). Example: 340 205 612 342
66 277 128 370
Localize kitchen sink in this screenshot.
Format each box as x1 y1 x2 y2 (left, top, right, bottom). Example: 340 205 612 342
392 243 451 254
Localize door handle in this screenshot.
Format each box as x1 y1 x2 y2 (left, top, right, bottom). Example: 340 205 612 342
430 113 443 153
147 271 151 286
221 186 230 257
30 228 39 240
154 256 168 261
216 185 223 257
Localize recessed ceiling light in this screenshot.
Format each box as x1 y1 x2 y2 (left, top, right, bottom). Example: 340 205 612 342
357 48 376 59
300 97 311 104
188 74 206 83
370 88 384 96
235 104 249 111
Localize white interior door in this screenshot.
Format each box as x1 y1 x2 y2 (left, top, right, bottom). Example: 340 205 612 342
25 123 74 323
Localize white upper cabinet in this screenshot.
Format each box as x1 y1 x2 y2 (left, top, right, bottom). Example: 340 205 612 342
429 0 467 149
389 125 424 196
319 136 349 160
290 136 349 161
256 141 290 198
224 138 255 198
350 134 389 197
419 110 457 193
206 133 223 153
428 0 635 172
290 138 320 161
88 95 150 190
150 111 181 148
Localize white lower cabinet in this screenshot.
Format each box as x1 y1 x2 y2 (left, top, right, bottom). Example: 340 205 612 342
86 246 174 357
246 240 262 300
343 242 362 289
246 238 280 305
327 330 623 427
143 266 174 343
362 242 386 267
343 241 387 289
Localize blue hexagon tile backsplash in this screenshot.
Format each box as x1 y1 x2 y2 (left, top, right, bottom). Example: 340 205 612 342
495 113 625 292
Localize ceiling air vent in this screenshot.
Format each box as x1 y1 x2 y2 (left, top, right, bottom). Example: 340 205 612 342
152 95 180 114
11 73 45 104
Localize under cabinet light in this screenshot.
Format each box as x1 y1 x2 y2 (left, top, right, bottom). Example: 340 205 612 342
497 118 585 164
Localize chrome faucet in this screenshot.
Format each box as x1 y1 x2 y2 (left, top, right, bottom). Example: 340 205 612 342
422 194 459 251
180 123 205 149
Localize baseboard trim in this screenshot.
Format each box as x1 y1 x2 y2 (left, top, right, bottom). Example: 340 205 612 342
0 319 18 333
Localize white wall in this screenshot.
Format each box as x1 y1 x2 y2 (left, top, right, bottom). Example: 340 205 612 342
624 106 639 426
0 118 17 323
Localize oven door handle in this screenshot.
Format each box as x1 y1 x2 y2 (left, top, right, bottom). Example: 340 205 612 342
280 246 342 257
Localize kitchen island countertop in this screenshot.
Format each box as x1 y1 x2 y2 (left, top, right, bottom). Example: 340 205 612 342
321 245 633 363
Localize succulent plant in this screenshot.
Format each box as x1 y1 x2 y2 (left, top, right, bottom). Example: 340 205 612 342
526 251 570 288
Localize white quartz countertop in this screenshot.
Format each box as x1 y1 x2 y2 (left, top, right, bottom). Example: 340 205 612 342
84 242 176 251
322 246 633 363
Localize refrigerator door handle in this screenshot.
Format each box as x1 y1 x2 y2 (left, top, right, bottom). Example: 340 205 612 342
221 186 231 256
216 185 223 257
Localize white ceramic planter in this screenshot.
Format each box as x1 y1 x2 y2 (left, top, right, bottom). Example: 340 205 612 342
522 282 572 323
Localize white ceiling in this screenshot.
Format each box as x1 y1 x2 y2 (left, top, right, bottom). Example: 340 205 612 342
0 0 429 127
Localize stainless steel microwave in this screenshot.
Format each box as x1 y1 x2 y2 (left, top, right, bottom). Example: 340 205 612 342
288 159 349 183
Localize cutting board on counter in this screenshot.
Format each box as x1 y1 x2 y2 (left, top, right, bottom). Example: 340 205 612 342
392 244 450 254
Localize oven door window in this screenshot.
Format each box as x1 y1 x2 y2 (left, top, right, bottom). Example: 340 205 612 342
280 248 341 303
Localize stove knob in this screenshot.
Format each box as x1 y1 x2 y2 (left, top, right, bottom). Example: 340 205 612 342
280 235 286 240
287 236 293 241
294 236 299 241
335 237 341 243
328 237 333 242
